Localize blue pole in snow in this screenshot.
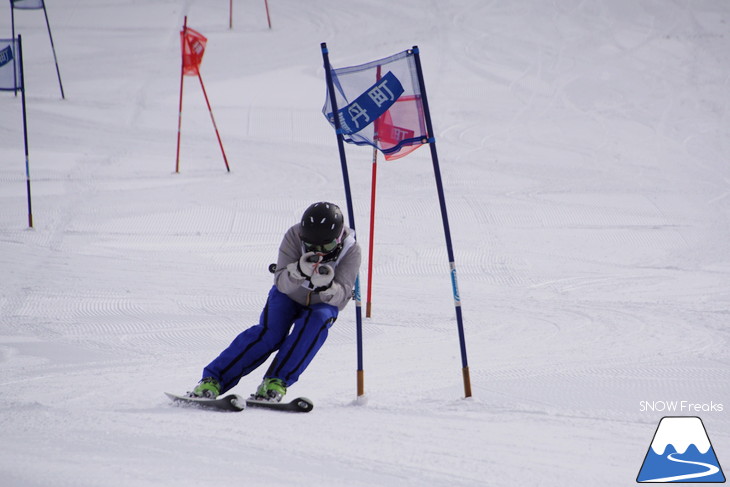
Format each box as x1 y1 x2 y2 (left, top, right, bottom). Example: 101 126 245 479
411 45 472 398
11 2 18 96
41 2 65 99
18 35 33 228
10 0 64 99
321 42 365 398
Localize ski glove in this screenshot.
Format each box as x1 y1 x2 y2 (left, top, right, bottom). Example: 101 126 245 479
310 264 334 291
286 262 305 281
298 251 321 277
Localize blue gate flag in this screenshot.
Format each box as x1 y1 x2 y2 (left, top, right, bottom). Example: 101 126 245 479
0 39 21 91
334 71 404 136
10 0 45 9
323 49 428 161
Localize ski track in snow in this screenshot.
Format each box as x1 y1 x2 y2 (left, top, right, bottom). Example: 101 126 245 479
1 0 729 486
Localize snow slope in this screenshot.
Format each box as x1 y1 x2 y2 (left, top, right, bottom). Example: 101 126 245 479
1 1 728 485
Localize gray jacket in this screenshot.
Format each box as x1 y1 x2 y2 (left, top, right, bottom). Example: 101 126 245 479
274 224 361 311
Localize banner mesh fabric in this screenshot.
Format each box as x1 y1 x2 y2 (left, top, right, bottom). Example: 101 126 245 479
0 39 21 91
323 49 428 161
11 0 45 9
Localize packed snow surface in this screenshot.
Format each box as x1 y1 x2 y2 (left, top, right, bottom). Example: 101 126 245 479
1 1 728 486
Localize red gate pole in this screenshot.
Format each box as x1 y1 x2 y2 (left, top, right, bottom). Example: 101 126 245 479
365 147 378 318
175 17 188 174
195 70 230 172
264 0 272 29
365 64 382 318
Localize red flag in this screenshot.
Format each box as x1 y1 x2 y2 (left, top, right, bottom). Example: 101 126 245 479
180 27 207 76
377 95 424 161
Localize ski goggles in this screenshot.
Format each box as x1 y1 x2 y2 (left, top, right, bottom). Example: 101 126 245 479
302 227 345 254
303 238 340 253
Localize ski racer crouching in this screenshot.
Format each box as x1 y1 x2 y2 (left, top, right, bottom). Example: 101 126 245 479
188 202 361 402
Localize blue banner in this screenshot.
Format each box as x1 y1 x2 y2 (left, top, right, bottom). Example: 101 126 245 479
322 49 428 160
0 45 13 68
334 71 404 135
0 40 21 91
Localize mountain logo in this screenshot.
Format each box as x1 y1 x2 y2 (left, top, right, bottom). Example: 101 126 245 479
637 416 725 483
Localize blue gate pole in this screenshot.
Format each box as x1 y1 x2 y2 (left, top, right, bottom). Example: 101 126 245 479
41 2 64 99
18 36 33 228
411 45 472 398
321 42 365 398
11 2 18 96
10 1 63 99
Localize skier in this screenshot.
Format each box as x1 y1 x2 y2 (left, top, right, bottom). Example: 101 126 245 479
189 202 361 402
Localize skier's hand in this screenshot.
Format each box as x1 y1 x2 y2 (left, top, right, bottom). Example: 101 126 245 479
286 262 305 281
310 264 334 291
298 251 321 277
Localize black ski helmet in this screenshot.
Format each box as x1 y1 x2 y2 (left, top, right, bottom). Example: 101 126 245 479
300 202 344 246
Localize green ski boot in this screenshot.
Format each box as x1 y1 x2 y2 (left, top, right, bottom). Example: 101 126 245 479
189 377 221 399
253 378 287 402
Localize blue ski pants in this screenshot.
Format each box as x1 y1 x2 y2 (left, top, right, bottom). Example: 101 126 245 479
202 286 338 394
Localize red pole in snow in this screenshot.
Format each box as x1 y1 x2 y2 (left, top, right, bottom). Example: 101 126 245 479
177 18 230 173
195 70 230 172
264 0 272 29
365 148 377 318
365 64 382 318
175 16 187 174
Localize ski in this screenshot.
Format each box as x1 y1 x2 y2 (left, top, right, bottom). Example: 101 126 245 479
245 396 314 413
165 392 245 412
